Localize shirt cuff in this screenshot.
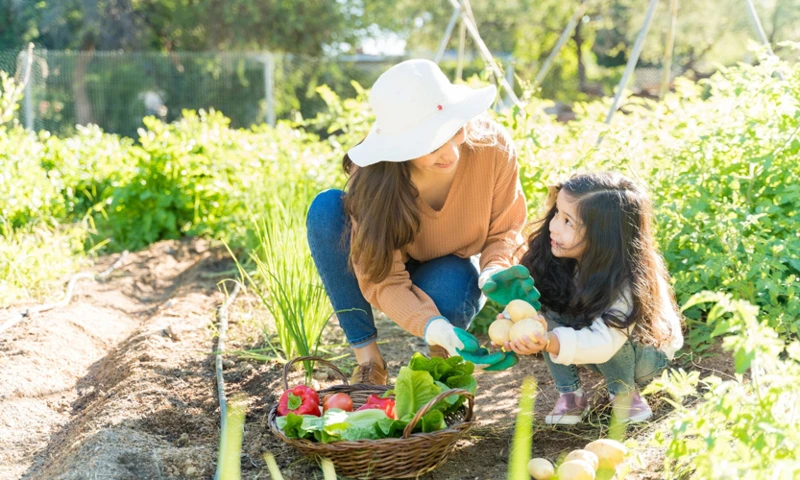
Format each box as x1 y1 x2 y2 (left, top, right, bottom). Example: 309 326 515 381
549 328 576 365
478 266 504 289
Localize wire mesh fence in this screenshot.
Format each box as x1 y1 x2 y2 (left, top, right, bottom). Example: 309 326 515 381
0 35 770 139
0 50 406 138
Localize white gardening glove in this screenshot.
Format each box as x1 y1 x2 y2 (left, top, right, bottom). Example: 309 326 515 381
424 317 513 368
423 316 465 357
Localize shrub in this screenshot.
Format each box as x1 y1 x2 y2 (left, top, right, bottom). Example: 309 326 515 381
647 291 800 479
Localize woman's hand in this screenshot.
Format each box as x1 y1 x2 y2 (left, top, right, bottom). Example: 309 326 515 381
424 317 471 356
425 317 519 370
481 265 541 308
503 314 550 355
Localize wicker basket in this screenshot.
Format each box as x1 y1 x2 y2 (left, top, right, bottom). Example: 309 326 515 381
268 356 475 479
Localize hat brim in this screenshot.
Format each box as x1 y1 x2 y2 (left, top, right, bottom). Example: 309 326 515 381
348 84 497 167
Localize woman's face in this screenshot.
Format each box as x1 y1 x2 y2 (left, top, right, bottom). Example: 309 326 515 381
549 189 585 260
409 127 467 176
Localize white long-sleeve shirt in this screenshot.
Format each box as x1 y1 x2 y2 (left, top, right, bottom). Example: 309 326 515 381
548 277 683 366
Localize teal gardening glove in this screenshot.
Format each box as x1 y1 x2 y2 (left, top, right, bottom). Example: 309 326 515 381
424 317 518 370
481 265 541 309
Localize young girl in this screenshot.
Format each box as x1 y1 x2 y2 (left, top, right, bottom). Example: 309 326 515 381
502 172 683 424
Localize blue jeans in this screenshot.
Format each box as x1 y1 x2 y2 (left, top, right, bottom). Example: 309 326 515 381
541 313 668 396
306 189 485 348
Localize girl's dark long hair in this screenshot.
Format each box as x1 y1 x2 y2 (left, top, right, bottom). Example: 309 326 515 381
520 172 677 347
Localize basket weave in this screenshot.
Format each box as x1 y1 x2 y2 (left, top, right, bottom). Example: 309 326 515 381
268 356 474 479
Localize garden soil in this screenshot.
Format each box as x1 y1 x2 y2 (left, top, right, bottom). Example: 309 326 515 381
0 239 736 480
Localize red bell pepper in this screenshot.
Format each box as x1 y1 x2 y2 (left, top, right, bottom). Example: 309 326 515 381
277 385 321 417
355 394 396 419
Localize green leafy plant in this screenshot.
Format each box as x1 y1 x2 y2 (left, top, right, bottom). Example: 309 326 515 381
0 222 88 305
0 70 23 125
232 197 333 367
646 291 800 479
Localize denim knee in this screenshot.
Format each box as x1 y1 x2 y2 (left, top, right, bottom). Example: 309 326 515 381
439 294 483 330
307 189 346 242
633 344 668 387
413 256 482 330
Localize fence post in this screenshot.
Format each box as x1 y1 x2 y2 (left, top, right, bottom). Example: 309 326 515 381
660 0 679 100
743 0 784 80
456 7 467 81
603 0 659 126
532 0 588 89
24 49 33 131
264 53 276 127
435 5 462 63
505 57 515 108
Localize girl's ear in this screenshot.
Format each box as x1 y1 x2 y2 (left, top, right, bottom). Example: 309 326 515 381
545 184 559 210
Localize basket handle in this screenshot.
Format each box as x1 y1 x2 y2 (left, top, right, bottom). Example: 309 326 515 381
282 356 349 390
402 388 474 438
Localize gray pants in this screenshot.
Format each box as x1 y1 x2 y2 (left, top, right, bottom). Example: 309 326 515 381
542 313 667 395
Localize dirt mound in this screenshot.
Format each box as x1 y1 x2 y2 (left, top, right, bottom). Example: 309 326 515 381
1 239 227 480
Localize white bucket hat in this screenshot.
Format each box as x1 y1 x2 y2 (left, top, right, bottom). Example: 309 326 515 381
347 59 497 167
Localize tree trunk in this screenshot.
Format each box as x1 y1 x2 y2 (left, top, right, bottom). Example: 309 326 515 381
73 36 95 126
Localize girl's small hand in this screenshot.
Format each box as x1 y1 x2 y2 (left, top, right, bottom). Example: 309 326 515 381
504 331 548 355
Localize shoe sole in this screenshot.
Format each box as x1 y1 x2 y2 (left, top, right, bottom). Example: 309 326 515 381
622 409 653 424
545 411 588 425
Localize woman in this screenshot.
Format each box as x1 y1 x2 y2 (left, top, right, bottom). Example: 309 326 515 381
306 59 540 385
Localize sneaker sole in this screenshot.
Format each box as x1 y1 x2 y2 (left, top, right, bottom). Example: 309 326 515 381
623 409 653 424
545 412 587 425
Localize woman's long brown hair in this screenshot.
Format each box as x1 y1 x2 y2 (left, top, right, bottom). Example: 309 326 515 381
520 172 678 348
343 115 502 283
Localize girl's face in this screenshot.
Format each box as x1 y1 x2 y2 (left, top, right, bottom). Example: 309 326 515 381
549 189 585 260
409 127 467 176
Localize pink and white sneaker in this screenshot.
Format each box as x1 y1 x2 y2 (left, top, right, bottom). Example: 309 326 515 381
545 392 589 425
610 390 653 424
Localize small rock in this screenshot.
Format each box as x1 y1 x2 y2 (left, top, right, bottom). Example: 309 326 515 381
222 359 235 369
163 326 181 341
313 370 330 381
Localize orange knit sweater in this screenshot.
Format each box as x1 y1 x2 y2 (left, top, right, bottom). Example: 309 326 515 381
351 132 527 337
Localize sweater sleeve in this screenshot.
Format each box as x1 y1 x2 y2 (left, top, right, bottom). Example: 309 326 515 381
479 135 527 273
550 319 630 365
549 290 634 365
352 247 441 338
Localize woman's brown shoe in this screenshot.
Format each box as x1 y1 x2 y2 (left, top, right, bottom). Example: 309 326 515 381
350 360 389 386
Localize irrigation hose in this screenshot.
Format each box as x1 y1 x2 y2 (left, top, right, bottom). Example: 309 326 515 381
214 281 242 480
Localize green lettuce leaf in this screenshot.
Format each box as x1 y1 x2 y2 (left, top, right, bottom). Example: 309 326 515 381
393 366 441 420
419 410 446 433
276 409 392 443
407 352 475 384
408 353 454 380
275 413 324 439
